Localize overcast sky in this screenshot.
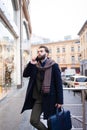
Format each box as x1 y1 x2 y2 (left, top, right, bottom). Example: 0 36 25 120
30 0 87 41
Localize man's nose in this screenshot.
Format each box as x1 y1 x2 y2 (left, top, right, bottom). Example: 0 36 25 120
38 51 41 54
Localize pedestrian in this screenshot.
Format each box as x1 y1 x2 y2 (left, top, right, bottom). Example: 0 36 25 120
21 45 63 130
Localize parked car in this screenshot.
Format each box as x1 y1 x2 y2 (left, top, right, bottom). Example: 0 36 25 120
62 68 76 86
62 76 70 86
64 77 71 87
69 75 87 87
69 75 87 99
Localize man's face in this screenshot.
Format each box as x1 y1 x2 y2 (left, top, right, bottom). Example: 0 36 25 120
37 48 47 61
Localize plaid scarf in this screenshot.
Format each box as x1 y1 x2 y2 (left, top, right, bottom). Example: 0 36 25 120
36 58 55 94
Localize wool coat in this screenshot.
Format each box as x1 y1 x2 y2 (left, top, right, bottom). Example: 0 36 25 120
21 62 63 119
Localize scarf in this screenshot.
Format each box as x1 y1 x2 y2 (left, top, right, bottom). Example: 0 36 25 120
36 58 55 94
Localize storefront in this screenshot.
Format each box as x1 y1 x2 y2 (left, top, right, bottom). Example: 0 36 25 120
0 0 17 98
0 29 15 87
0 0 32 99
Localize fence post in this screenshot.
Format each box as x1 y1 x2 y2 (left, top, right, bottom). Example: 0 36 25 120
81 89 86 130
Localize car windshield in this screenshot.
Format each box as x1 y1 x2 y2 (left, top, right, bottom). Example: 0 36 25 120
76 77 87 82
66 75 70 78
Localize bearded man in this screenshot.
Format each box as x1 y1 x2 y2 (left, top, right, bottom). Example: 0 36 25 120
21 45 63 130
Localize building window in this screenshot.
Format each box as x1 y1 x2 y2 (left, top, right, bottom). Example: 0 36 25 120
23 22 28 41
0 45 2 53
62 47 65 52
71 56 75 63
71 47 74 52
83 35 85 43
62 56 65 62
86 32 87 42
57 48 60 53
78 55 81 62
78 46 80 52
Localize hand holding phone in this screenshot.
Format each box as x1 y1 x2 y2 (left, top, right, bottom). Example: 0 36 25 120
35 56 39 62
31 56 38 64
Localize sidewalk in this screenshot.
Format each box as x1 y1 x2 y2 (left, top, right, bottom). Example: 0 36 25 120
0 79 32 130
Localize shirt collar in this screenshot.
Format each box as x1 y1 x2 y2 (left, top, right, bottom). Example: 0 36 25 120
40 58 47 67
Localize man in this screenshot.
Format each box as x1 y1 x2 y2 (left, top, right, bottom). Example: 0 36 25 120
21 45 63 130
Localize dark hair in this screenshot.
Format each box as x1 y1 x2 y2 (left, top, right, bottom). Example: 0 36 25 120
39 45 49 53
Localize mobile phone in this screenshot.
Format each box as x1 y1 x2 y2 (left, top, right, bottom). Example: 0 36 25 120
35 56 39 62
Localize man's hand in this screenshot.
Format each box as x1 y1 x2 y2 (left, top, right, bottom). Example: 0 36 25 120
30 57 37 64
55 104 62 108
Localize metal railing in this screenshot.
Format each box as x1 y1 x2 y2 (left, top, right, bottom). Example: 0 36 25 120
63 87 87 130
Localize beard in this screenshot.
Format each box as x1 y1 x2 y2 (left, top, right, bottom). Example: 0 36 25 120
37 54 46 61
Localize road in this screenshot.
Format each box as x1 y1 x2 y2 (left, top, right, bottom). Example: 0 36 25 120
64 87 87 130
0 79 87 130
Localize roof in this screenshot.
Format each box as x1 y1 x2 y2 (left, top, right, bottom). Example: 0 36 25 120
78 20 87 35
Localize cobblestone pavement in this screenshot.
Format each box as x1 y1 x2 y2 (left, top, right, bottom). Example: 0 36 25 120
0 79 87 130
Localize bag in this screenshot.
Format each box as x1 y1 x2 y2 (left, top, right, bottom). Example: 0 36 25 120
48 108 72 130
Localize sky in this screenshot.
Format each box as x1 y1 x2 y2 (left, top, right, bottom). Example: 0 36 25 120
30 0 87 41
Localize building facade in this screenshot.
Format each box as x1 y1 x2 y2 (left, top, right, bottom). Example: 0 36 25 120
78 20 87 76
31 39 81 73
0 0 32 98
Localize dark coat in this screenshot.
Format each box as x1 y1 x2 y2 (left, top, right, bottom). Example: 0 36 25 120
21 62 63 119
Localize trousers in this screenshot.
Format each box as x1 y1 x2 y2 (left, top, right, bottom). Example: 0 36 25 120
30 100 47 130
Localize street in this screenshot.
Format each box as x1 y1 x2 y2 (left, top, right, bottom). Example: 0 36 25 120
64 88 87 129
0 79 87 130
